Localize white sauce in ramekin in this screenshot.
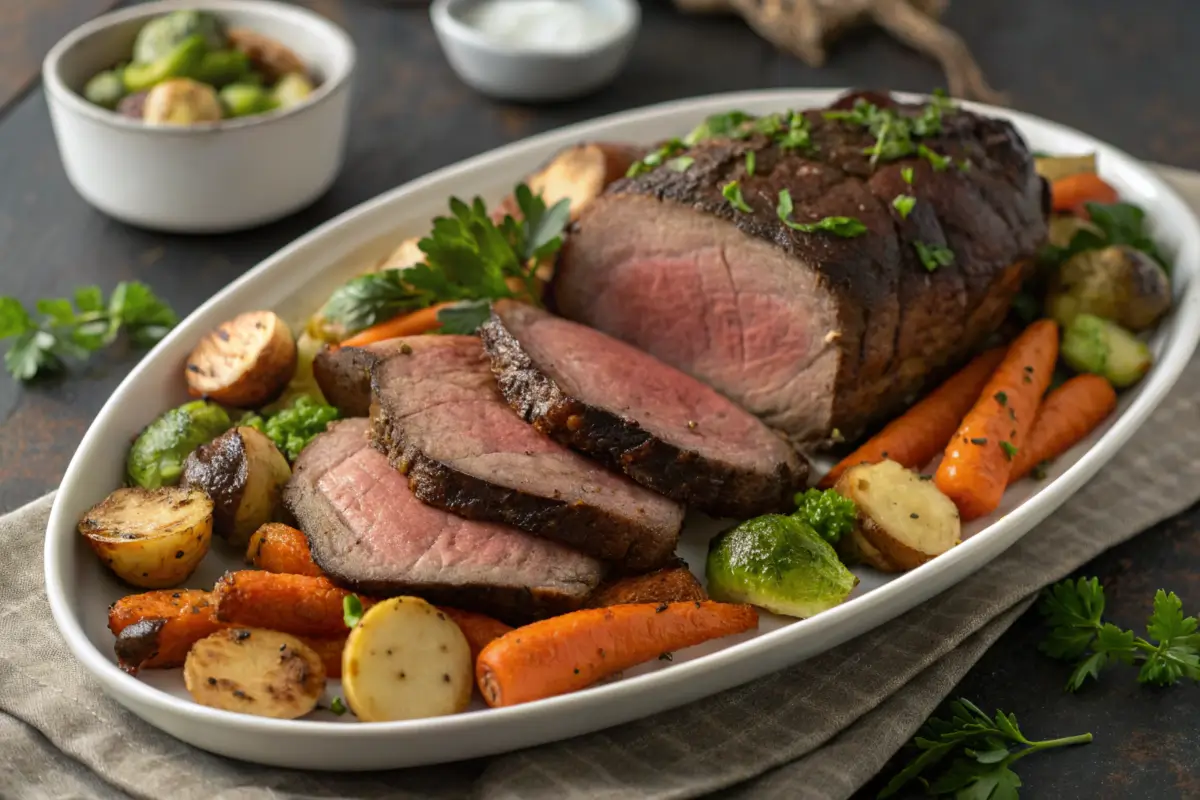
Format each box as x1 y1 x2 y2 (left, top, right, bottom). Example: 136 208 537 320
461 0 620 50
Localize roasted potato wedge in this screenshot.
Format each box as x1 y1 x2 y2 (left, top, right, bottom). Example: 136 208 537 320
109 589 230 673
182 426 291 547
184 627 325 719
836 460 961 571
79 487 213 588
836 526 900 573
342 597 472 722
1035 153 1096 183
186 310 297 408
515 142 642 222
374 235 425 272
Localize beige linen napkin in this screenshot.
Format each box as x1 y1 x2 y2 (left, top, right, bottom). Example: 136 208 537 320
3 167 1199 800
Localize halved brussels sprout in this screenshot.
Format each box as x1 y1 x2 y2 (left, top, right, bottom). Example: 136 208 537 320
123 35 207 94
133 10 227 64
1046 244 1171 331
1060 313 1152 388
84 69 126 109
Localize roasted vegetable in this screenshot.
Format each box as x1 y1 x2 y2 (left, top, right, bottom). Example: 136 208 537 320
127 400 232 489
1035 153 1097 184
123 35 207 94
586 560 707 607
79 487 213 588
836 460 961 571
132 10 227 64
1047 214 1101 249
1046 244 1171 332
272 72 314 109
143 78 223 125
219 83 276 118
341 597 473 722
706 514 858 618
246 522 325 577
837 525 899 572
213 571 370 638
227 28 306 82
184 627 325 719
792 488 857 545
243 394 339 461
84 69 126 109
1061 314 1152 388
108 589 229 673
185 310 297 408
519 143 643 221
192 49 251 87
181 426 291 547
117 91 149 119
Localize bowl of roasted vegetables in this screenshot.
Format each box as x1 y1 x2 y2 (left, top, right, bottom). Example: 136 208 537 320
43 0 355 233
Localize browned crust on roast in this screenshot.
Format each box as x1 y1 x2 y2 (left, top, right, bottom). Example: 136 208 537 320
313 344 387 417
585 560 707 606
479 308 807 519
367 403 678 571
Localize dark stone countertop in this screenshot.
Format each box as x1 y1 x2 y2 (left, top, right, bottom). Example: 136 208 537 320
2 1 1196 796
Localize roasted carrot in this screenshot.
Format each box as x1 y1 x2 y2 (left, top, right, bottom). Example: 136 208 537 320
297 635 348 679
339 302 455 347
108 589 231 673
1008 374 1117 483
935 319 1059 520
437 607 513 663
476 601 758 707
213 571 375 639
1051 173 1119 214
819 348 1008 488
246 523 326 578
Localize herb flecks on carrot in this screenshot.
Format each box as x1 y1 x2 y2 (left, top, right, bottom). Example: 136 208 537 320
212 570 375 639
935 319 1059 520
1051 173 1119 215
339 302 455 347
1009 374 1117 483
246 523 325 578
475 601 758 707
819 348 1007 488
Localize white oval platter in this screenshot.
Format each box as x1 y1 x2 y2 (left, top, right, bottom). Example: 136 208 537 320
44 89 1200 771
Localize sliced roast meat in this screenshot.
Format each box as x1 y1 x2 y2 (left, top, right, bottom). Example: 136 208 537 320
480 300 807 519
284 418 604 621
552 90 1048 447
313 339 412 417
368 335 684 571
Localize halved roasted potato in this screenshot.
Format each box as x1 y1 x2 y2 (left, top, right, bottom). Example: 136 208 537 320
522 142 643 221
342 597 472 722
79 487 213 588
1035 153 1096 183
835 460 961 571
184 627 325 719
836 526 900 573
374 235 424 272
182 426 291 548
185 310 297 408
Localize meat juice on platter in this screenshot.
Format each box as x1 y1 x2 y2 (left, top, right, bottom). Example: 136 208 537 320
75 89 1170 725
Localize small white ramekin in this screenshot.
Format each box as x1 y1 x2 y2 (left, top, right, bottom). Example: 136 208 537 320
430 0 640 103
43 0 356 234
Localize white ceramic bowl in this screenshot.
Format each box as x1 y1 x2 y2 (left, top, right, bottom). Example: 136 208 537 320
431 0 639 102
43 0 356 234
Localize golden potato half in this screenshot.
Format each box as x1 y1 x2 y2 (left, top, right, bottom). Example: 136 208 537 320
184 627 325 719
186 310 297 408
79 487 213 588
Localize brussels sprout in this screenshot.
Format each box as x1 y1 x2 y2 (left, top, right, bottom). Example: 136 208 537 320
192 49 251 87
219 83 277 118
1047 214 1101 249
127 400 233 489
133 10 226 64
84 69 126 109
123 35 207 93
706 514 858 618
1061 313 1152 388
272 72 314 109
144 78 223 125
1046 244 1172 332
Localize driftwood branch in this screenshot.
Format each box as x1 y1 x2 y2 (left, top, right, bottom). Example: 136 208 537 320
672 0 1007 105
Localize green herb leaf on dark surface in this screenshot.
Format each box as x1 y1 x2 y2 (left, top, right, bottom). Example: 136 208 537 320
915 241 955 271
722 181 753 213
436 300 493 335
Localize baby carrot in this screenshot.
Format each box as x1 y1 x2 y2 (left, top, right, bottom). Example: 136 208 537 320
213 571 375 639
339 302 454 347
1051 173 1119 214
108 589 231 673
476 601 758 707
935 319 1059 520
296 635 349 679
818 347 1008 488
1008 374 1117 483
437 607 513 663
246 523 326 578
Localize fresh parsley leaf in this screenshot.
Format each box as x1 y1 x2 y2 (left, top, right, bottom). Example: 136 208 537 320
5 330 60 380
0 297 34 340
745 150 756 176
915 241 955 271
1139 590 1200 686
666 156 694 173
901 166 915 185
1085 202 1169 270
722 180 752 213
74 286 103 314
343 595 365 628
1038 577 1105 659
893 194 916 219
777 112 813 151
776 189 865 237
684 110 753 145
329 696 347 715
1000 441 1018 460
36 298 75 327
792 487 857 545
436 299 493 335
626 138 686 177
919 144 951 171
321 270 431 335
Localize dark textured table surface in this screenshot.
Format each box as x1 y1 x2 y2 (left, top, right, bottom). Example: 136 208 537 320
2 1 1197 796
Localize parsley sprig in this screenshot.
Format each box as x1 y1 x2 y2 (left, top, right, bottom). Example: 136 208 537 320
824 91 955 169
776 190 867 237
1041 201 1169 272
1039 577 1200 690
879 698 1092 799
320 185 570 337
1 282 177 381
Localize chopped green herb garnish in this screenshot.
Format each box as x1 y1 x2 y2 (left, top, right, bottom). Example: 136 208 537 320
722 181 752 213
666 156 694 173
892 194 916 219
684 110 753 146
1000 441 1018 460
958 159 972 172
918 144 951 171
914 241 955 271
901 166 914 185
777 112 813 151
242 395 339 461
825 95 956 169
745 151 756 176
792 487 857 545
776 189 866 237
330 696 347 715
343 595 365 628
626 138 686 177
994 391 1008 406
